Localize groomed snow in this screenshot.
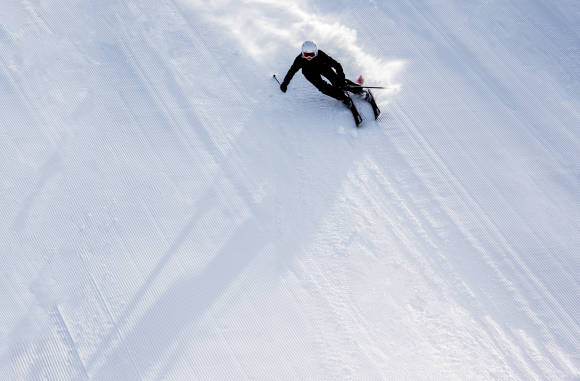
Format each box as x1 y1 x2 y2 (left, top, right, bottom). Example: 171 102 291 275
1 0 578 379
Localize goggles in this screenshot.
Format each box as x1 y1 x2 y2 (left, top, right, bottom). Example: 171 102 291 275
302 51 316 58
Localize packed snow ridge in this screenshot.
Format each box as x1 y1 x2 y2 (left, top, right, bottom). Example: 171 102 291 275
1 0 578 379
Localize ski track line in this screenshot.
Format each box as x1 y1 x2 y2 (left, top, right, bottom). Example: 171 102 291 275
374 17 556 372
212 315 251 380
443 2 577 172
295 159 470 375
380 1 576 372
271 278 314 379
47 306 89 380
0 10 85 375
308 258 380 376
363 160 454 283
114 16 197 164
0 55 53 155
78 4 198 374
2 9 140 378
210 262 284 380
424 0 580 340
9 0 329 377
367 158 441 252
80 2 241 374
84 201 216 376
302 167 490 378
386 104 542 379
297 259 360 378
141 202 257 379
436 103 578 340
270 271 316 377
0 30 57 148
392 100 577 377
422 0 578 177
404 69 577 332
77 247 133 376
360 162 472 308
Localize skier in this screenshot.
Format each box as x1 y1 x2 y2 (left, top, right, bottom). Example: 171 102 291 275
279 41 379 126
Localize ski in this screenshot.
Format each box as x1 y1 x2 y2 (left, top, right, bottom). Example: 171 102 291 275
365 89 381 120
344 95 363 127
351 104 363 127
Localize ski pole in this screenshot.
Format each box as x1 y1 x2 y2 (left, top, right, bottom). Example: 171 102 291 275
272 74 281 85
345 85 387 90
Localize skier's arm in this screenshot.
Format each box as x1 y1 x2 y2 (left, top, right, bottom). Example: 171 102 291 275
281 55 302 92
324 51 346 84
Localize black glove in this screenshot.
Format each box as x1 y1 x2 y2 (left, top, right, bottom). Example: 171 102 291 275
280 82 288 93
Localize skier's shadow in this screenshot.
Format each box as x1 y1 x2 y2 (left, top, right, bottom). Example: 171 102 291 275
94 214 268 379
90 99 356 378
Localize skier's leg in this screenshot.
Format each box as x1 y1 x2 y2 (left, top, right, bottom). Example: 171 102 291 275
304 73 361 125
304 73 348 102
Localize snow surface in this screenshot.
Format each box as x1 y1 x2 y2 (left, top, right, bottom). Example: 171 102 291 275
1 0 579 379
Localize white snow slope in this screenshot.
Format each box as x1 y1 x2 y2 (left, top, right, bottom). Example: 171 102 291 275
1 0 579 379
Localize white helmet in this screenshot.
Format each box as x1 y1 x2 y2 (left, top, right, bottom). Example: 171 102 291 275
301 40 318 60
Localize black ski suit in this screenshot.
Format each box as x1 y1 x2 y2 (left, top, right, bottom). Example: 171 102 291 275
281 50 363 102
